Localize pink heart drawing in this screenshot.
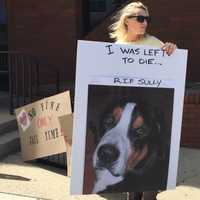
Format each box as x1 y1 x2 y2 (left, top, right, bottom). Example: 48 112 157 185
19 112 27 126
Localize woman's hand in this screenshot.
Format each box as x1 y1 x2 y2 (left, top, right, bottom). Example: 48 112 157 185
162 42 177 56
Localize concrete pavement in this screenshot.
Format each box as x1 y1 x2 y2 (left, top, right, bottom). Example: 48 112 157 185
0 192 45 200
0 148 200 200
157 148 200 200
0 152 127 200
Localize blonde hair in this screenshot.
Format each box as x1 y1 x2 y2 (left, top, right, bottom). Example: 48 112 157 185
109 1 149 42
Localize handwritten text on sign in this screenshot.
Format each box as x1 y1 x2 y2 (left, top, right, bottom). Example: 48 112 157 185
25 100 63 145
105 44 166 65
113 77 162 87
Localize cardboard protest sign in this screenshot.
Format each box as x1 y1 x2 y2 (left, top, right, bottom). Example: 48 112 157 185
70 41 188 195
15 91 72 161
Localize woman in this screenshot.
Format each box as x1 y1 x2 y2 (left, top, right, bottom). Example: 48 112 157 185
109 1 176 55
109 1 177 200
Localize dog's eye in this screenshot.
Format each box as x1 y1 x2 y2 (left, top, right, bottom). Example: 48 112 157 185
103 116 115 131
135 128 146 138
136 128 143 134
106 116 114 124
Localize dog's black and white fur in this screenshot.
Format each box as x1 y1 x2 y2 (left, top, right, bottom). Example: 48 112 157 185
92 101 169 193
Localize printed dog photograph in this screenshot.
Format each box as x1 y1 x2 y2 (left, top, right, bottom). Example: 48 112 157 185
83 85 174 194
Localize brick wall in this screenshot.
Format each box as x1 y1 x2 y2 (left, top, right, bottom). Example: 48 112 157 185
7 0 78 82
146 0 200 82
181 90 200 148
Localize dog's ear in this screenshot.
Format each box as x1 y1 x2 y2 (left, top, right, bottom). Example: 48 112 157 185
136 104 167 159
152 108 164 134
152 108 168 160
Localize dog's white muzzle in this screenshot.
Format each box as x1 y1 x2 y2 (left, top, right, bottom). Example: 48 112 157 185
92 103 136 193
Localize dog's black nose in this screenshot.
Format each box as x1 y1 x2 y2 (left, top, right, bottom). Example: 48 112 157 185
97 144 119 164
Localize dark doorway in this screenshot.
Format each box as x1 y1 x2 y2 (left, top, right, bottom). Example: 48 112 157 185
80 0 124 36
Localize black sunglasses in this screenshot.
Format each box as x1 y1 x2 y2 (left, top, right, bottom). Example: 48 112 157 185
127 15 151 23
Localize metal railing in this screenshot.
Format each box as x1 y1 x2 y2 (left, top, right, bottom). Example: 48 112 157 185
0 51 60 113
0 51 68 168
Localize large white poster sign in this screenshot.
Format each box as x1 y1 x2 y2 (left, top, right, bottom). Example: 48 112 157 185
70 40 188 195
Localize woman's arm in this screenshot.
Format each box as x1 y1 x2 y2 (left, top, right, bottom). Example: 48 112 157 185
161 42 177 56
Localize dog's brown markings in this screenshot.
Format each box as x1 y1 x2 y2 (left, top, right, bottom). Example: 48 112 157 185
126 144 148 171
112 107 123 122
111 107 147 170
132 116 144 129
